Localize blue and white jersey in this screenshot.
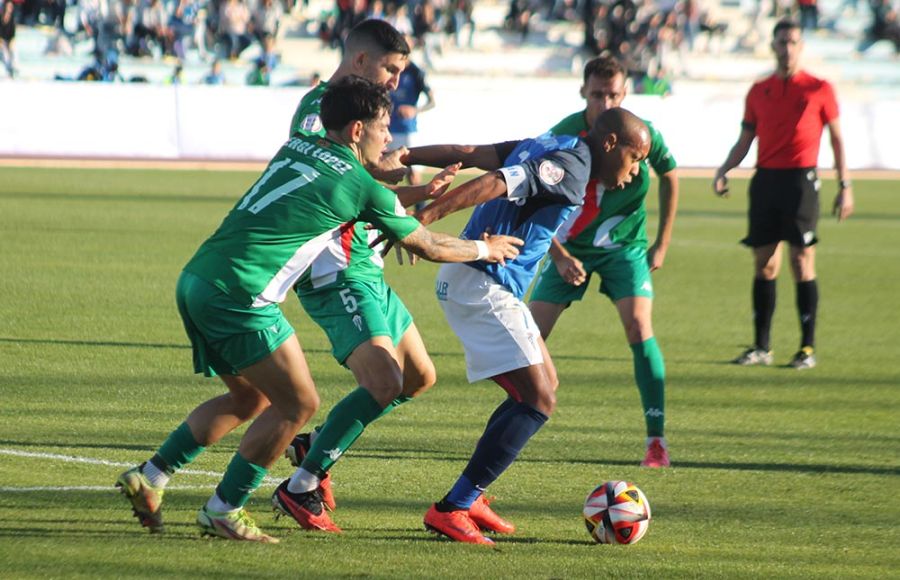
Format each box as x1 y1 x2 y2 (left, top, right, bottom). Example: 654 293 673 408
462 134 591 298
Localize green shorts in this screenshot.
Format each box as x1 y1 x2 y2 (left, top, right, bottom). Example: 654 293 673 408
530 245 654 305
297 277 413 365
176 270 295 377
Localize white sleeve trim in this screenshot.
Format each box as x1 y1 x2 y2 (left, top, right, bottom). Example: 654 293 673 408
498 165 529 202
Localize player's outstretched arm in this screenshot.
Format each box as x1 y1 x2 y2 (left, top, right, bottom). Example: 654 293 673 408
415 171 509 226
367 147 410 184
393 163 461 207
405 144 502 170
398 226 523 266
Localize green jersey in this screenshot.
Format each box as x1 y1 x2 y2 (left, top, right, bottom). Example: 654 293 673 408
548 112 676 253
183 134 420 307
289 81 328 137
287 80 392 287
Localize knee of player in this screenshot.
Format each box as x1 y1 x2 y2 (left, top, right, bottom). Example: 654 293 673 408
234 391 271 421
624 320 654 344
282 389 321 425
534 387 557 416
414 362 437 392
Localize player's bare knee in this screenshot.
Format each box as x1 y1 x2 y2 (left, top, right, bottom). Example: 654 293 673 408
233 391 271 421
404 363 436 397
280 389 320 426
535 389 557 416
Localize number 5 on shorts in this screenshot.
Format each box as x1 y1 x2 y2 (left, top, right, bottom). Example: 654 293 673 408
339 288 358 313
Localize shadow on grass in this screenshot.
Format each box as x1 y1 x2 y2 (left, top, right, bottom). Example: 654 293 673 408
345 449 898 477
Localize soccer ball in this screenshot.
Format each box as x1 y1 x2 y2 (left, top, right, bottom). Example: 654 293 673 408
583 481 651 544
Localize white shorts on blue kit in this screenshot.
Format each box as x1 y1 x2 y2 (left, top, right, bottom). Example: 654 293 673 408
435 263 544 383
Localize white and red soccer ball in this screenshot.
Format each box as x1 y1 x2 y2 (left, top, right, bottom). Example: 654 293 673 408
583 481 651 544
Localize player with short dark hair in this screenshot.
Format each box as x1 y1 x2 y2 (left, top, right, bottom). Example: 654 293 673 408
713 18 854 370
404 107 652 545
289 19 410 138
528 55 679 468
115 76 522 542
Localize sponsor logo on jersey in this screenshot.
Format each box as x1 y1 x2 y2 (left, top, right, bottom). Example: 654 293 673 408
539 160 565 185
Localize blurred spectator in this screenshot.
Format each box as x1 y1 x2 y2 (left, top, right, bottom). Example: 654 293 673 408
166 61 184 83
389 43 435 194
218 0 252 59
129 0 172 57
259 32 279 70
44 30 74 56
858 0 900 53
203 57 225 83
170 0 205 61
698 5 728 54
61 51 124 81
246 55 269 84
451 0 475 48
797 0 819 30
252 0 284 43
0 0 15 78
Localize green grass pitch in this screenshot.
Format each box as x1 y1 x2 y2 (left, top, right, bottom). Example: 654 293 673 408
0 167 898 578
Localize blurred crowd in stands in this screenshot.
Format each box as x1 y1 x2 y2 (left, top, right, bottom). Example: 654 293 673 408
0 0 896 84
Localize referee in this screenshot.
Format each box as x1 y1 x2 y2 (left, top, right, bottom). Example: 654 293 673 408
713 18 854 370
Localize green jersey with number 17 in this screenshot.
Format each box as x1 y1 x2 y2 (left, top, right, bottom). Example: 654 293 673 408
183 134 420 308
289 81 393 287
548 112 676 254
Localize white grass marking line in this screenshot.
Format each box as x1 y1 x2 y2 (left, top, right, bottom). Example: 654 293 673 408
0 448 281 487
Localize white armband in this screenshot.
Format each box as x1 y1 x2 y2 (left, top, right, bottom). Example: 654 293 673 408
474 240 490 261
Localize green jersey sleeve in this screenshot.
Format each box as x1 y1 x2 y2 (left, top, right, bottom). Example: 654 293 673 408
360 183 421 242
644 121 677 176
289 82 328 137
549 111 589 137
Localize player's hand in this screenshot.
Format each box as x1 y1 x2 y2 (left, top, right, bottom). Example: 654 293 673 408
482 232 524 267
554 253 587 286
424 163 461 202
647 243 667 272
368 147 410 184
712 169 729 197
832 185 854 222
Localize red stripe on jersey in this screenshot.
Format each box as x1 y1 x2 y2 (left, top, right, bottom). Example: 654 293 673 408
565 179 601 241
339 221 355 262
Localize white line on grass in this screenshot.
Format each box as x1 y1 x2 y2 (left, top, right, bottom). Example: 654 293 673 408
0 448 281 491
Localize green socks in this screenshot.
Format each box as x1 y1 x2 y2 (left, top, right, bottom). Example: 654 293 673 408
216 452 268 509
301 387 389 477
630 337 666 438
149 422 205 474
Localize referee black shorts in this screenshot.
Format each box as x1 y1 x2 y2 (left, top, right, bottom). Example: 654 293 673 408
742 167 820 248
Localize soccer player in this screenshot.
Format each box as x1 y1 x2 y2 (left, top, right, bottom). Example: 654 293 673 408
389 40 436 194
273 19 465 529
115 76 523 542
404 107 651 545
528 56 678 468
713 18 854 370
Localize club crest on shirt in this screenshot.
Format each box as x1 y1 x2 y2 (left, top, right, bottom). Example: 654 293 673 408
301 114 323 133
539 160 565 185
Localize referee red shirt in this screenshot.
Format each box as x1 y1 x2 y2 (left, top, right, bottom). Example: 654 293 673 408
742 70 839 169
